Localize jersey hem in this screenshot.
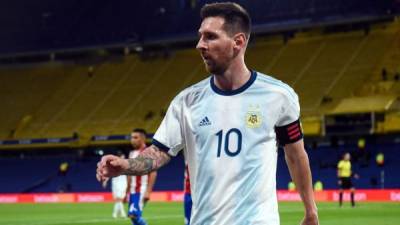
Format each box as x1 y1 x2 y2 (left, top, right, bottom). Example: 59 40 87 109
152 138 170 153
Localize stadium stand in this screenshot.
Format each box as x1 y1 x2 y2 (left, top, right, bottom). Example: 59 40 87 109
0 139 398 193
1 22 399 140
0 0 399 197
0 0 393 55
0 150 186 193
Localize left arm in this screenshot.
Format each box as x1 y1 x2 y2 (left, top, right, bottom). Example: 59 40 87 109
144 171 157 203
284 139 319 225
96 145 170 182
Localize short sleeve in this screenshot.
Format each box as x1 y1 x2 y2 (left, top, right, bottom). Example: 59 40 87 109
275 90 300 127
152 95 185 157
274 89 303 145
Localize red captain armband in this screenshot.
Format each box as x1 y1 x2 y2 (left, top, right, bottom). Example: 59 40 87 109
275 119 303 146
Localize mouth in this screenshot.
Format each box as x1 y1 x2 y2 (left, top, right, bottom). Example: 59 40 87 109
201 54 212 64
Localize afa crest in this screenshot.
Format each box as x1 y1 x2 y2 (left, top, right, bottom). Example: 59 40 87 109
246 105 262 128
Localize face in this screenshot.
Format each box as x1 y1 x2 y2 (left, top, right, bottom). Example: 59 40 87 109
196 16 236 75
344 153 351 161
130 132 145 149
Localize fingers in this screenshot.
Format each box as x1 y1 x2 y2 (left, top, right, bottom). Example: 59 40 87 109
96 154 126 182
110 158 121 167
96 155 117 182
110 157 129 171
96 161 105 182
100 154 117 166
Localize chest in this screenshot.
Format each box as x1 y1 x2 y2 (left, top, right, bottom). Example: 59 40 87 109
129 151 140 159
187 93 282 137
341 162 351 170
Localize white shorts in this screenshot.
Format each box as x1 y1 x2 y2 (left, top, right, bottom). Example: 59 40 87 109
112 189 126 199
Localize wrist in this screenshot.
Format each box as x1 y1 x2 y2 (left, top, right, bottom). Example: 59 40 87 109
305 207 318 217
121 159 130 173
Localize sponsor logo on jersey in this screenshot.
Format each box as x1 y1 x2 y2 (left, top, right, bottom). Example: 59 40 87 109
199 116 212 126
246 105 262 128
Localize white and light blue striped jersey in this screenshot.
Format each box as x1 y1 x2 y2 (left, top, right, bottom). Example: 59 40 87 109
153 71 300 225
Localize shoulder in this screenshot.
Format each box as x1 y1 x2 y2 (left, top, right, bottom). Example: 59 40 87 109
171 77 211 106
255 71 298 100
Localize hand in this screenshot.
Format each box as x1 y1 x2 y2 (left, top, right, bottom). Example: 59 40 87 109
96 155 129 182
124 193 130 203
101 178 109 188
143 192 151 204
301 212 319 225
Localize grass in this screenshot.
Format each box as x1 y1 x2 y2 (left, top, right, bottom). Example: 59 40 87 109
0 202 399 225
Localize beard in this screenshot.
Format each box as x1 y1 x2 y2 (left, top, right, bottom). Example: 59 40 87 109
206 64 225 75
204 59 228 75
201 49 237 75
131 142 139 149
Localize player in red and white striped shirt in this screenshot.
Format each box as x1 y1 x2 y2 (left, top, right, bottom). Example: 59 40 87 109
184 164 192 225
127 129 157 225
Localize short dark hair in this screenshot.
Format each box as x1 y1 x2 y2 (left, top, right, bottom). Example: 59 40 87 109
132 128 147 137
200 2 251 38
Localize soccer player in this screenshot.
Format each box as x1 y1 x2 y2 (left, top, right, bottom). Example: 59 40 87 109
102 152 128 218
127 129 157 225
337 152 357 207
183 164 192 225
97 2 318 225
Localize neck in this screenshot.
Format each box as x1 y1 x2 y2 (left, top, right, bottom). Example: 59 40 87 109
213 61 250 91
134 143 146 150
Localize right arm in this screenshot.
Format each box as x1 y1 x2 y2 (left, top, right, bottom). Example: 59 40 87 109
337 162 342 177
96 145 170 181
144 171 157 203
126 175 131 199
125 145 170 175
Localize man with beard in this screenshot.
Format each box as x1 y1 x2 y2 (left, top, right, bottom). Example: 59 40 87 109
127 129 157 225
97 2 318 225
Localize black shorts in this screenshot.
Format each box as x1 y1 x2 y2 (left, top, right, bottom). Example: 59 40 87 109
339 177 353 189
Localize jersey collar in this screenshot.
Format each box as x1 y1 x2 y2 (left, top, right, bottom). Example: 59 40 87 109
210 70 257 96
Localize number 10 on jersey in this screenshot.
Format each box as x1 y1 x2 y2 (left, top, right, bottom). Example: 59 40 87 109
215 128 242 157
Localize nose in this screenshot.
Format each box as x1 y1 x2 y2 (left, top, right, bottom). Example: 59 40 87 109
196 37 206 51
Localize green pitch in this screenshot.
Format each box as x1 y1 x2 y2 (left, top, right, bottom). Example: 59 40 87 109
0 202 399 225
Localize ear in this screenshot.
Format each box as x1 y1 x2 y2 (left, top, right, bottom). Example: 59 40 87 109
233 33 247 51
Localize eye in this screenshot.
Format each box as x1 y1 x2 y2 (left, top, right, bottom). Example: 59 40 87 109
205 33 217 40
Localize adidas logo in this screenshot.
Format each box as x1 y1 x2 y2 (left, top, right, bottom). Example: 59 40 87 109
199 116 211 126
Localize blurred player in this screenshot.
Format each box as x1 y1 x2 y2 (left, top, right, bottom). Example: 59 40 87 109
97 2 318 225
183 164 192 225
337 152 358 207
127 129 157 225
102 152 127 218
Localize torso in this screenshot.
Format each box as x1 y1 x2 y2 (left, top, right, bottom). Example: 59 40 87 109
129 149 149 194
179 71 297 225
